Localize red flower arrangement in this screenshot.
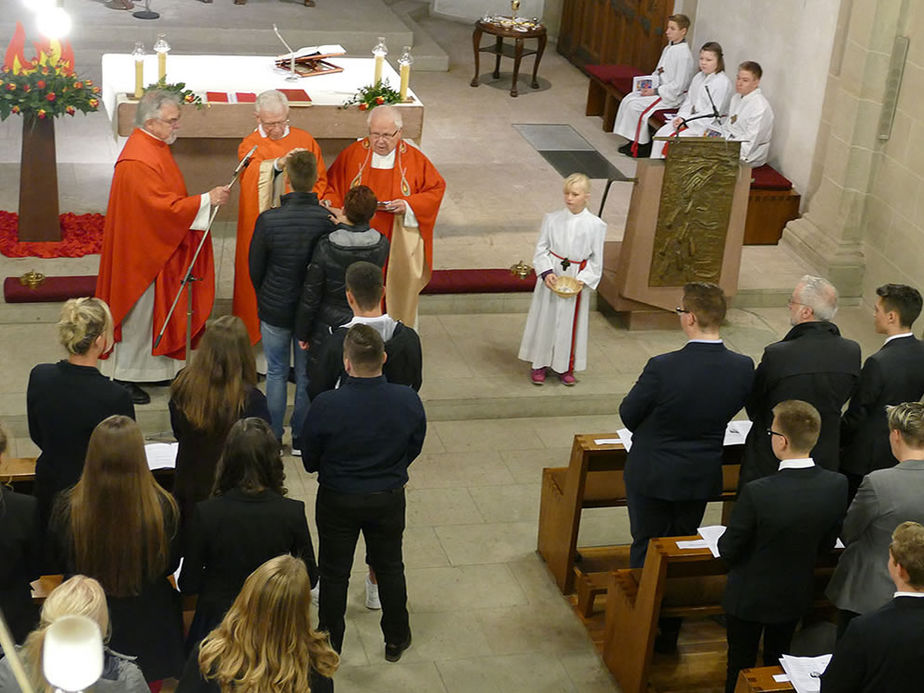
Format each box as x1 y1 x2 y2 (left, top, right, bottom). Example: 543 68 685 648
0 211 105 258
0 23 99 122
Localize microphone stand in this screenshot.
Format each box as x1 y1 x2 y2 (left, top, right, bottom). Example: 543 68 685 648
154 145 257 361
273 24 299 82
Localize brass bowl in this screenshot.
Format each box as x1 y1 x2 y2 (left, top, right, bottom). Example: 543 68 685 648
551 275 582 297
19 270 46 289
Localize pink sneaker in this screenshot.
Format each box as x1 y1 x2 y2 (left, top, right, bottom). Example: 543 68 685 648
531 368 547 385
560 371 576 386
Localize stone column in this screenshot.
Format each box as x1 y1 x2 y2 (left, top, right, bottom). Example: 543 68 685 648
781 0 905 297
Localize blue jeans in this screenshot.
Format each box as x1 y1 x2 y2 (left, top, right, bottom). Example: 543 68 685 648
260 321 309 444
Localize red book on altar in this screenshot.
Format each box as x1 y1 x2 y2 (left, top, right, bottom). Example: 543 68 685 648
236 92 257 102
206 92 228 103
205 92 258 103
278 88 311 104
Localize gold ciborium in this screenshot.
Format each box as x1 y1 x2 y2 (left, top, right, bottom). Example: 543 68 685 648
509 260 532 279
19 270 46 289
511 0 520 17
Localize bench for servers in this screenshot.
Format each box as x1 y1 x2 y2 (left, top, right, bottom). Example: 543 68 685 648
537 434 743 607
584 63 801 245
602 537 840 693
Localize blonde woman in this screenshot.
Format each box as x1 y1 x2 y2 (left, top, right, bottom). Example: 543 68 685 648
50 415 184 687
177 555 338 693
27 297 134 528
0 575 148 692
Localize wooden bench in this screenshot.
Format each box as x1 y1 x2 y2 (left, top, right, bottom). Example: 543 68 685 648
1 456 176 494
584 63 673 134
601 537 839 693
537 433 743 605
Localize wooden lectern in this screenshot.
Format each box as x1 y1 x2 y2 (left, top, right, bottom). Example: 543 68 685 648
598 138 751 329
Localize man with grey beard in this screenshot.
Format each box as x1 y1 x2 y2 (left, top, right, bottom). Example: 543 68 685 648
96 89 230 405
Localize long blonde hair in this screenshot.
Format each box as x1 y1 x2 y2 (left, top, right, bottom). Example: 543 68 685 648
198 555 338 692
64 415 177 597
170 315 257 433
20 576 109 693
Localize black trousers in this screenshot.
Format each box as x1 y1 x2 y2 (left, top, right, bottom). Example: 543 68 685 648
316 486 410 653
724 614 798 693
626 491 708 568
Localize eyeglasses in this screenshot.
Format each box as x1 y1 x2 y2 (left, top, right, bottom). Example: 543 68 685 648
674 307 691 315
787 298 805 307
369 129 400 140
766 428 786 440
261 118 289 128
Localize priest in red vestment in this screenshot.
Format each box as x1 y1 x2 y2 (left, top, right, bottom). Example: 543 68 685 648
96 90 230 404
326 105 445 327
233 89 331 344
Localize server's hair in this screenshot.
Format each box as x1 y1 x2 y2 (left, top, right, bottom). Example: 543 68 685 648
668 14 691 31
57 297 114 356
563 172 590 194
700 41 725 73
738 61 763 79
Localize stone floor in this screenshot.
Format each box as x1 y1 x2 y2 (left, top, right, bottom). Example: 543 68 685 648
0 5 890 693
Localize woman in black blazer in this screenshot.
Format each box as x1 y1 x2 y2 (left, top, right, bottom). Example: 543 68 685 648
180 417 318 647
27 298 134 528
178 555 337 693
169 315 270 551
50 415 185 685
0 425 41 643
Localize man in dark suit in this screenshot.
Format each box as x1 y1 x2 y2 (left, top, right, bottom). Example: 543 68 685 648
840 283 924 499
720 400 848 693
827 400 924 637
620 282 754 570
301 324 426 662
821 520 924 692
740 275 860 485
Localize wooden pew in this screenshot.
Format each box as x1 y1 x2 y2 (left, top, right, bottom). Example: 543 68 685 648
537 434 742 601
1 456 176 494
734 666 793 692
602 537 839 693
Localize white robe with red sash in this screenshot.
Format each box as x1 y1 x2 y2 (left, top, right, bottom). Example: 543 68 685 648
518 207 606 373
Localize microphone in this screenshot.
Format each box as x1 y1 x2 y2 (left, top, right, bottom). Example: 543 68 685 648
272 24 299 81
705 84 720 119
235 145 258 176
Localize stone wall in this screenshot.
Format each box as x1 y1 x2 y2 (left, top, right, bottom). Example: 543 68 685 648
689 0 840 200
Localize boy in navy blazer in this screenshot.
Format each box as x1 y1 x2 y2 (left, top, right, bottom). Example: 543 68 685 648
720 399 847 693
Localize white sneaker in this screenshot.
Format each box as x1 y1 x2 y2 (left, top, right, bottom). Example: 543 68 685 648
365 574 382 610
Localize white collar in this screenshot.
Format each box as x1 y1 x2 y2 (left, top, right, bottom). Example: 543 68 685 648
778 457 814 471
687 339 723 344
258 123 290 139
371 148 396 169
885 332 914 344
139 127 166 143
894 591 924 598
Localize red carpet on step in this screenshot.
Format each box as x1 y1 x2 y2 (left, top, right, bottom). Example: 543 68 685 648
0 211 105 258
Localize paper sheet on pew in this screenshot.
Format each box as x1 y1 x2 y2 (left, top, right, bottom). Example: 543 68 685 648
597 421 753 452
779 653 831 693
145 442 178 471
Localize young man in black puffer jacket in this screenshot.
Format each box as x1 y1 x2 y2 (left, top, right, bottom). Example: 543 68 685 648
249 150 333 449
295 186 390 366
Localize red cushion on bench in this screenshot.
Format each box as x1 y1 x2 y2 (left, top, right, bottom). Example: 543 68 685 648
585 64 644 87
650 109 675 126
750 164 793 191
422 269 536 295
3 275 97 303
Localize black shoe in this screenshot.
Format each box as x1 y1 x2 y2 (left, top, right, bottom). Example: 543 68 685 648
618 142 634 155
115 380 151 405
634 141 652 158
653 630 678 654
385 633 412 662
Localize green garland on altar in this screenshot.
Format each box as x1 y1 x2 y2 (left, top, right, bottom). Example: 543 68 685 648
341 80 402 111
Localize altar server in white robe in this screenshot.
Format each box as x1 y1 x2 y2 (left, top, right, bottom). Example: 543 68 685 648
518 174 606 386
720 61 774 168
650 42 733 159
614 14 695 158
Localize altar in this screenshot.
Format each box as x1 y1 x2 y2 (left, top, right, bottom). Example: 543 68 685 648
100 54 424 222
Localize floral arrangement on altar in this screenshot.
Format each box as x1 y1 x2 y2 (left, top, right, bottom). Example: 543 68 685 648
144 77 204 108
341 80 402 111
0 23 100 121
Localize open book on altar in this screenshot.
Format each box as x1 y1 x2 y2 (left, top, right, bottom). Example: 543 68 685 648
275 44 346 78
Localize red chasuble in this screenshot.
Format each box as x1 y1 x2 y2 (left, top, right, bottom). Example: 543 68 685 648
327 138 444 273
95 129 211 360
233 127 329 343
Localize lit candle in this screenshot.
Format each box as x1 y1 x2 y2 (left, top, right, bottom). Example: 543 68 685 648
154 34 170 82
132 42 145 99
372 36 387 85
398 46 414 101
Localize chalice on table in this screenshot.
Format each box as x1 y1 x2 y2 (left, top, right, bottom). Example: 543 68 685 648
511 0 520 17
